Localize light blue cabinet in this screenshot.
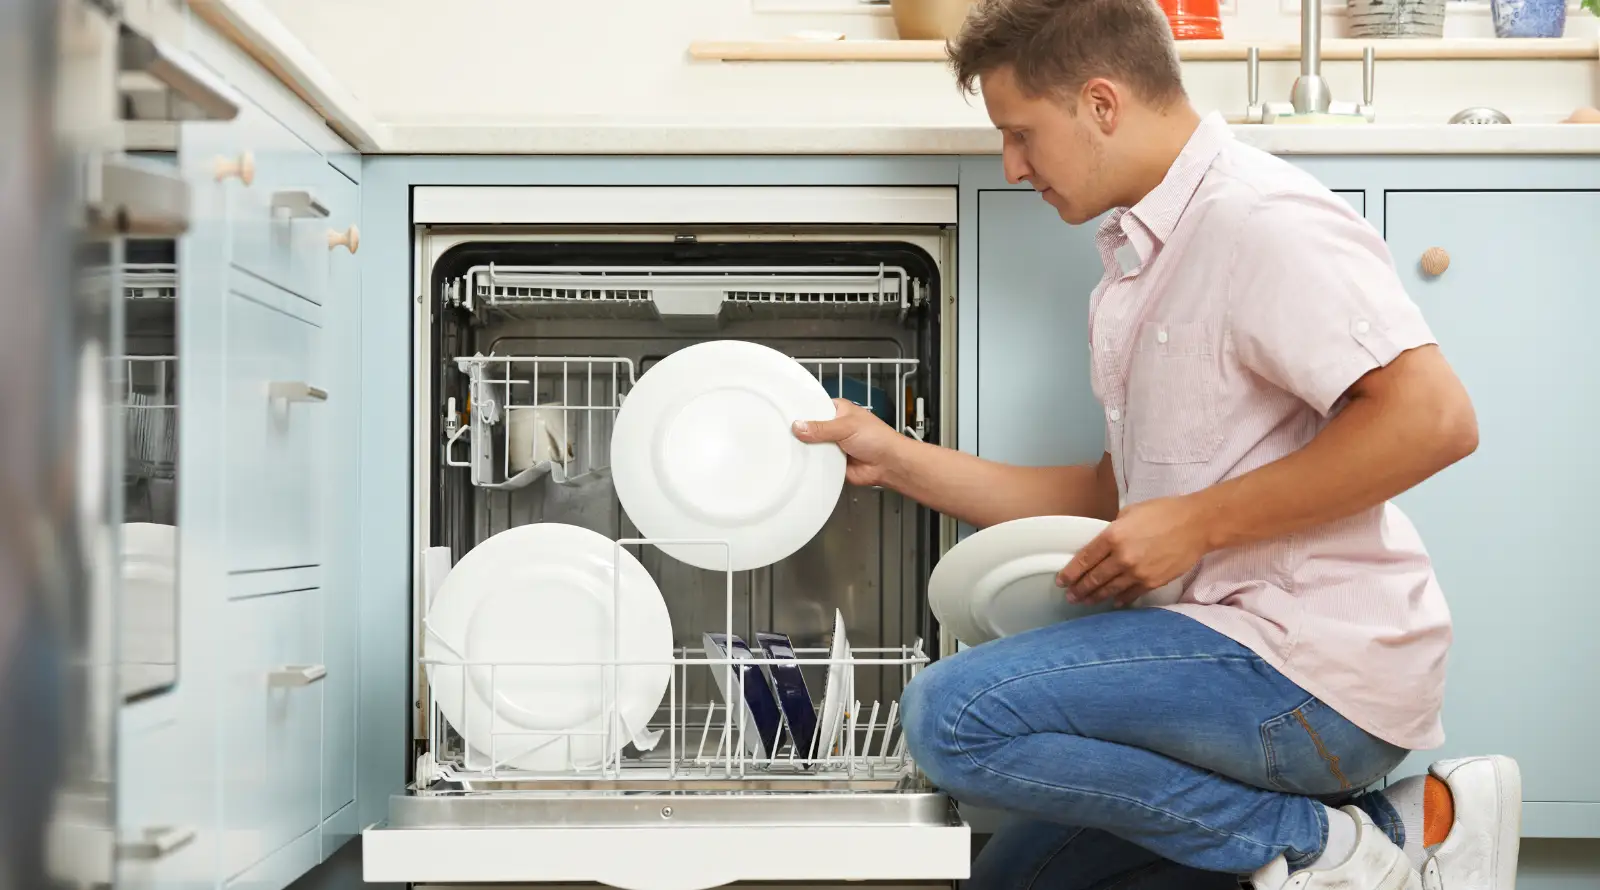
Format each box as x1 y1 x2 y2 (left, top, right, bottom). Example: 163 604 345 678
1385 189 1600 811
320 164 362 852
973 190 1106 468
157 19 368 890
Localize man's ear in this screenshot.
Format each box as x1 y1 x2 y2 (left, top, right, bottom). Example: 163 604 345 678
1080 78 1121 134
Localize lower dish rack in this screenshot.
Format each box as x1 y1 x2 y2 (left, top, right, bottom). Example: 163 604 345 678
363 538 970 889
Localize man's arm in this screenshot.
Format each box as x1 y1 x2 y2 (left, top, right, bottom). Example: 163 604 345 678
885 445 1120 529
793 400 1119 528
1188 344 1475 552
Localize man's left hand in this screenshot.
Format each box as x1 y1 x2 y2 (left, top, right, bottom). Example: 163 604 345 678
1056 496 1210 607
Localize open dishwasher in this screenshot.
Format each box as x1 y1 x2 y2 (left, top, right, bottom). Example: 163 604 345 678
362 187 970 888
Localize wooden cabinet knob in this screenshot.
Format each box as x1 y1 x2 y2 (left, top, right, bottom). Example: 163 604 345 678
1420 247 1450 277
213 152 255 186
327 224 359 254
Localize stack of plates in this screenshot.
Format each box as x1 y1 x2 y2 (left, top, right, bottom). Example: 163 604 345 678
1347 0 1445 38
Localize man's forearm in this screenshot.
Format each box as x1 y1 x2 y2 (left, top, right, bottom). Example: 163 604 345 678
884 441 1117 529
1186 353 1477 552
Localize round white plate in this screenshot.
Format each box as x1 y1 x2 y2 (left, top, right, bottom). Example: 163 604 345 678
610 340 846 572
929 515 1126 647
122 522 176 563
424 523 673 771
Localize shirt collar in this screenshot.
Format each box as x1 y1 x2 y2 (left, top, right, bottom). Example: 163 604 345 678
1095 111 1231 275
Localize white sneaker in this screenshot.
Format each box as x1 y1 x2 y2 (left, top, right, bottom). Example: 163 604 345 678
1251 806 1421 890
1421 756 1522 890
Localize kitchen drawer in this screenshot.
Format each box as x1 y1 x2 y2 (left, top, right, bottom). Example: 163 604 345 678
221 588 325 880
117 718 212 890
224 273 324 575
362 802 971 888
215 98 335 305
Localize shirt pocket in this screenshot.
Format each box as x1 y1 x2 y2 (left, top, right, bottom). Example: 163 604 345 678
1128 321 1224 465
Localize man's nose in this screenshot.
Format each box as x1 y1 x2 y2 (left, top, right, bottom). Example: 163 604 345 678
1001 146 1030 186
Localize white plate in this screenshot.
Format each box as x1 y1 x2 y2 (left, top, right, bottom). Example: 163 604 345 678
929 515 1183 647
610 340 846 572
423 523 673 771
122 522 176 563
816 609 852 764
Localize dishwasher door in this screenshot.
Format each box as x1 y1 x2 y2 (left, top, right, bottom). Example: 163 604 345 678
362 790 970 888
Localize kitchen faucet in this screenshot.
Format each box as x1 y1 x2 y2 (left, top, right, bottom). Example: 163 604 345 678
1244 0 1377 124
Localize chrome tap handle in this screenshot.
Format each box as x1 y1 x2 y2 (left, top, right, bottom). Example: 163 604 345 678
1248 47 1260 106
1245 47 1264 124
1360 45 1377 120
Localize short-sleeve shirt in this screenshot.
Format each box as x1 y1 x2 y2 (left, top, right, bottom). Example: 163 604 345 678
1090 111 1450 750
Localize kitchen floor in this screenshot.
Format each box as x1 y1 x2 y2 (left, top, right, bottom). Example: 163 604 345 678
289 835 1600 889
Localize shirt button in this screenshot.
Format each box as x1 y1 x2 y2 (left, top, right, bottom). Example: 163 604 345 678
1108 408 1122 422
1156 329 1169 345
1355 319 1371 334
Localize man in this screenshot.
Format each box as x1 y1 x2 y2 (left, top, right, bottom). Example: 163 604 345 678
791 0 1520 888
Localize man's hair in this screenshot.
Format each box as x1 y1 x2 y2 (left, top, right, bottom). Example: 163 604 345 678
948 0 1186 108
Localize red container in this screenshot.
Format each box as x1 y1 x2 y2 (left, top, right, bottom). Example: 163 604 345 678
1158 0 1223 39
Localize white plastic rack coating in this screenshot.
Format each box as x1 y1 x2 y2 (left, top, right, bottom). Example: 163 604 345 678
122 263 177 301
443 353 922 490
448 264 923 322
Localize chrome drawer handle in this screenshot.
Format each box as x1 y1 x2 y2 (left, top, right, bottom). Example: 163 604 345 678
327 224 359 254
118 23 241 122
90 156 190 237
268 382 328 403
118 826 197 861
213 152 254 185
270 189 330 219
268 665 327 687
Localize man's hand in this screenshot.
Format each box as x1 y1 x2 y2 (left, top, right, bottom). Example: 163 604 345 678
1055 496 1209 607
792 398 909 488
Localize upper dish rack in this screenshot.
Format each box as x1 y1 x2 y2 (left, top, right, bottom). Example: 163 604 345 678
123 263 177 302
444 352 923 490
445 264 924 324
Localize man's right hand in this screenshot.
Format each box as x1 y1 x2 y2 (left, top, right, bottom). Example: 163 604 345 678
792 398 908 489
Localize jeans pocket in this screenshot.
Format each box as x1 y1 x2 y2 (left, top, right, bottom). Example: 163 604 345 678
1260 697 1409 797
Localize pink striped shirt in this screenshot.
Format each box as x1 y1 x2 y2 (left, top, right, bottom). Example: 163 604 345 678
1093 112 1450 750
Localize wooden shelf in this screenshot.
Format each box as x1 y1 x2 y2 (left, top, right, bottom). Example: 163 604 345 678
689 37 1599 63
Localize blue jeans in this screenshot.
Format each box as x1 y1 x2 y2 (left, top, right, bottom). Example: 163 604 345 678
900 608 1411 888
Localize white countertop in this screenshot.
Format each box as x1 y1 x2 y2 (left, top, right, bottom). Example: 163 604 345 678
192 0 1600 157
381 119 1600 155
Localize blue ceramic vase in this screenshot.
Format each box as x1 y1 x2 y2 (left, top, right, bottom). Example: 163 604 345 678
1491 0 1567 37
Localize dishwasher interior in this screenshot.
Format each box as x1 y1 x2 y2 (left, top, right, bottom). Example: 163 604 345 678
387 223 967 885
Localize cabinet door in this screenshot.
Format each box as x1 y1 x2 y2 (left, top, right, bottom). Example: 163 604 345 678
320 164 361 827
974 190 1107 467
1385 190 1600 805
220 587 324 878
224 274 324 575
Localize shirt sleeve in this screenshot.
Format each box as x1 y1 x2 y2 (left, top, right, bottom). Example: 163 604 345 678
1227 191 1437 417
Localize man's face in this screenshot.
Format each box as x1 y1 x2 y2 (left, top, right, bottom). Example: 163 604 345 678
981 67 1115 226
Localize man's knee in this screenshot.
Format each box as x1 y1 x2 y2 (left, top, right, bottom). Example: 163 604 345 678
901 653 986 790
